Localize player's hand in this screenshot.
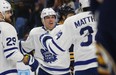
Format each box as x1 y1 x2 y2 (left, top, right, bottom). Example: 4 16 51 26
23 54 39 71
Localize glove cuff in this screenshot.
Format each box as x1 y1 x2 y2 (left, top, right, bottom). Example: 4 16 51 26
29 59 39 71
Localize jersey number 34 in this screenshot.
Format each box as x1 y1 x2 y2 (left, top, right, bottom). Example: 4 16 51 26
80 26 94 46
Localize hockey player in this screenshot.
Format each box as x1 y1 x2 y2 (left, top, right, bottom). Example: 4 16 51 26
20 8 71 75
58 5 75 24
0 0 38 75
57 5 76 74
39 0 98 75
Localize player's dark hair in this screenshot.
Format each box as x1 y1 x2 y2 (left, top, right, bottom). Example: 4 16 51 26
83 7 90 12
58 5 75 20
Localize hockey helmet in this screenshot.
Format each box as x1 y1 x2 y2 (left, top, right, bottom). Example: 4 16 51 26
79 0 90 8
0 0 12 14
41 8 56 19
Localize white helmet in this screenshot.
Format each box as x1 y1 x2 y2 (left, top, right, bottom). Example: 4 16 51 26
0 0 11 14
41 8 56 19
79 0 90 8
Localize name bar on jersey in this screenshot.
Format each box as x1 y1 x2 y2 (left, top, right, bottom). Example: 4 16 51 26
74 16 95 28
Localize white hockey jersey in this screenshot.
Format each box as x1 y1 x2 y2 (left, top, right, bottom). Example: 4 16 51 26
68 12 98 71
21 25 71 74
0 22 23 75
40 11 98 72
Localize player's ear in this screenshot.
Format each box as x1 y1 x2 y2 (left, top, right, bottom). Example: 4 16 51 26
62 15 66 20
41 19 44 25
0 12 2 15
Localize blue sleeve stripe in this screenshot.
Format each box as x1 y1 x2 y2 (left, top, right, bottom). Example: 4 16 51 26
22 48 28 54
74 58 97 66
48 45 57 55
19 41 23 54
6 51 15 58
1 69 17 75
19 41 28 55
51 39 65 52
4 47 18 52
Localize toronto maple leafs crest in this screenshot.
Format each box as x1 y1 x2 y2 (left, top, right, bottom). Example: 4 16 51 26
41 48 57 63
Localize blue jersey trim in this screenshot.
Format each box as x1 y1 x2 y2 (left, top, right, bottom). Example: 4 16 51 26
40 35 65 55
19 41 28 55
48 45 57 55
6 51 15 58
41 65 70 71
4 47 18 52
19 40 24 54
42 36 52 48
1 69 17 75
74 58 97 66
40 35 65 52
51 39 65 52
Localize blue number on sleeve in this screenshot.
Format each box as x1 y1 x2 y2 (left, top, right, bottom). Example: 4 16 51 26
80 26 93 46
6 37 16 46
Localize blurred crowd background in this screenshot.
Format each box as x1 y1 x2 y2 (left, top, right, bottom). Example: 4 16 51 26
7 0 80 40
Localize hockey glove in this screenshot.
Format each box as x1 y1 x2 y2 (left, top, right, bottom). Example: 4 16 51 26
23 54 39 71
